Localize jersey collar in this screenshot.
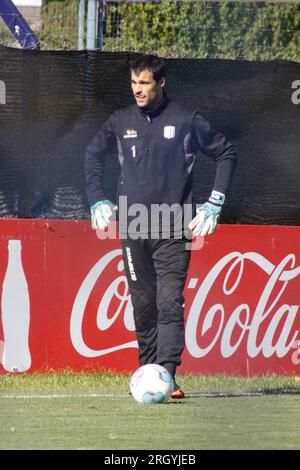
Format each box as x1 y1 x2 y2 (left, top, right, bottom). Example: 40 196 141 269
137 94 170 119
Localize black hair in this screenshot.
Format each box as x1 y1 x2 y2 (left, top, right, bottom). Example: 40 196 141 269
129 54 166 81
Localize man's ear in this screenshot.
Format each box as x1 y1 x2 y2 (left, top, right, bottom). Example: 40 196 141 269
160 77 166 88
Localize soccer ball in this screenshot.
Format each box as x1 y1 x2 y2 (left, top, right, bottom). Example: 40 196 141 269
130 364 174 404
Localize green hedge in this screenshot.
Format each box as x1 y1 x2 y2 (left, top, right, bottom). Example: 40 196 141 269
39 1 299 61
41 0 78 50
104 0 300 61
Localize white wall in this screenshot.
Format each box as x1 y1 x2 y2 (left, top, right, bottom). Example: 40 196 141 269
13 1 42 7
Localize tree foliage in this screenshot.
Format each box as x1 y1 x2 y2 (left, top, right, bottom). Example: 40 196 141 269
38 1 300 61
104 0 300 61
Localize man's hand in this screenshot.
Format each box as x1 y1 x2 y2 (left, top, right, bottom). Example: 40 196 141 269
188 191 225 237
90 200 117 230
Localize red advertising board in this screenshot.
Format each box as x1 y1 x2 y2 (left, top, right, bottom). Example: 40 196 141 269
0 219 299 376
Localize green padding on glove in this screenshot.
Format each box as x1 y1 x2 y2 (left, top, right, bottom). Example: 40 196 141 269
188 202 222 237
90 200 117 230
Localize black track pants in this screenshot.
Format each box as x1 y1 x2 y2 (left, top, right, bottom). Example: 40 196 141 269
121 237 191 374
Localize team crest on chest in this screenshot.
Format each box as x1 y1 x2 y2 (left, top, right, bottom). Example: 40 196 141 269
164 126 175 139
124 129 138 139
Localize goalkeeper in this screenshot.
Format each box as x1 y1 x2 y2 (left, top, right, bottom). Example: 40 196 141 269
85 54 236 398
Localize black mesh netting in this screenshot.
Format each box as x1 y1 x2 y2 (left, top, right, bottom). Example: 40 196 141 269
0 46 299 224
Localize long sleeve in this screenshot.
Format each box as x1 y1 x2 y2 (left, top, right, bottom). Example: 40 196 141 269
85 113 117 206
191 111 237 195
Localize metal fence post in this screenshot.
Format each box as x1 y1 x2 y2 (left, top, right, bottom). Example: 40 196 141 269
97 0 105 50
0 0 40 49
87 0 97 50
77 0 86 50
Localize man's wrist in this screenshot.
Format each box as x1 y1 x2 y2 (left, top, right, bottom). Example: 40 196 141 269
208 190 225 206
91 199 113 211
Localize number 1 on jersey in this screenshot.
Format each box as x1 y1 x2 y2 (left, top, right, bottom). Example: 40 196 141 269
131 145 136 158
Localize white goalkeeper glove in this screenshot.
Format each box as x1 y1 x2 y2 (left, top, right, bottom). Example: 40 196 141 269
189 191 225 237
90 200 117 230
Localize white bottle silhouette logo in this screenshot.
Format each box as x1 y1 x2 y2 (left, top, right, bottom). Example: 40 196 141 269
1 240 31 372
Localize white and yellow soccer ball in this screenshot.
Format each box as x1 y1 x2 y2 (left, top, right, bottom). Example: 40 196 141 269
130 364 174 404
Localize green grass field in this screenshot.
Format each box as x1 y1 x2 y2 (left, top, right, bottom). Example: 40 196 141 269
1 372 300 450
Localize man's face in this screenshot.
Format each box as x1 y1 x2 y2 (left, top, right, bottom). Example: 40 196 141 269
131 69 165 110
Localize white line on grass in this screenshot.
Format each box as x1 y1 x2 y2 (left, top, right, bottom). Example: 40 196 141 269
0 391 266 400
0 393 127 399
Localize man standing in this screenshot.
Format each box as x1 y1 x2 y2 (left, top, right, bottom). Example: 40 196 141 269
85 55 236 398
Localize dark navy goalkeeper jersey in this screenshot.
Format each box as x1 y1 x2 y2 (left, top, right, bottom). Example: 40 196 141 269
85 96 236 235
